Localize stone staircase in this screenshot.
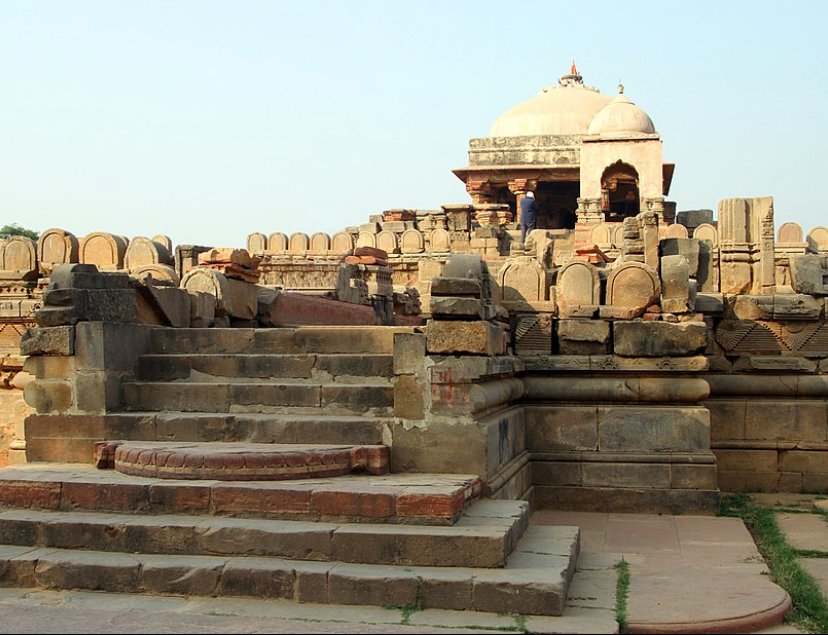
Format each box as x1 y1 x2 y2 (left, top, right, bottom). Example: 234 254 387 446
1 326 583 615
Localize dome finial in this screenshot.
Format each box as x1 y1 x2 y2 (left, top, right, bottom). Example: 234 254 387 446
618 81 624 94
559 60 583 87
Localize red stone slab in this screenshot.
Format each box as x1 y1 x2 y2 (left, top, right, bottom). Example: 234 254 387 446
0 464 481 524
112 442 389 481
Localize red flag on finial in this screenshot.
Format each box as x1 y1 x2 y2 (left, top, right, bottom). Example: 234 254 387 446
571 60 577 74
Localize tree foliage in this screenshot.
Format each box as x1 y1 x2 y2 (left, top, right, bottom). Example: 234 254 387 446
0 224 38 241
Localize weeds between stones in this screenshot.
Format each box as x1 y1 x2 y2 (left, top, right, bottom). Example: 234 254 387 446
720 492 828 634
614 558 630 631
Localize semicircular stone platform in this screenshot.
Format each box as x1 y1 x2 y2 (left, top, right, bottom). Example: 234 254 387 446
108 441 389 481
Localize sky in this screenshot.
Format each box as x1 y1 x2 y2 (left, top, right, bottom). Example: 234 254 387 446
1 0 826 249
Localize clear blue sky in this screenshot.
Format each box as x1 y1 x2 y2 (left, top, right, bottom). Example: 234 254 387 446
1 0 825 248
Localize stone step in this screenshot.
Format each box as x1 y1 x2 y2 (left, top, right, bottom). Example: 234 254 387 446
25 413 391 464
0 465 481 525
0 499 529 568
0 525 578 615
149 326 415 356
120 381 394 414
106 441 389 481
136 353 394 382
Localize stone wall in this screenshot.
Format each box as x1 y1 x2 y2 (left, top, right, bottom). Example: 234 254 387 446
706 374 828 493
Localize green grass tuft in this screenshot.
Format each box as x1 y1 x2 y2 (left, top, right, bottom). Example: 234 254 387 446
614 558 630 632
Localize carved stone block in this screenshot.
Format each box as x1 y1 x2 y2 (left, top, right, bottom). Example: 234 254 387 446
613 321 707 357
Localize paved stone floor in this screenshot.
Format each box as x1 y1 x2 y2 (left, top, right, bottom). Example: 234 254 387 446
0 508 814 634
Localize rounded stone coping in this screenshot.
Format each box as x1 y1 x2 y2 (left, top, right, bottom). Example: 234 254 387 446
112 441 389 481
627 593 790 634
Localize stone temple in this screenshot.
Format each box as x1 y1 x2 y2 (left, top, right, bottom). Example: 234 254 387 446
0 63 824 622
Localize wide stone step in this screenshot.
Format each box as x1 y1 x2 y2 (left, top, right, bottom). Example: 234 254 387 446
136 354 394 382
0 465 481 525
25 413 391 464
121 381 394 414
0 525 578 615
0 499 529 568
149 326 415 356
107 441 389 481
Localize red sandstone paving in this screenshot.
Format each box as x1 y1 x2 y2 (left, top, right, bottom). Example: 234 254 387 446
532 510 790 631
776 512 828 552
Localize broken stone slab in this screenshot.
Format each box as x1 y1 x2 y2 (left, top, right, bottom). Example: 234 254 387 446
694 293 724 315
598 306 641 320
613 321 708 357
660 254 691 314
48 264 131 291
188 291 216 328
138 283 192 329
732 356 818 373
441 254 484 280
197 248 257 269
267 292 377 327
426 320 506 355
557 319 610 355
730 294 823 321
563 305 598 318
20 326 75 356
180 269 257 320
790 254 828 296
660 237 700 277
256 286 281 327
676 209 714 229
430 277 482 297
429 296 483 319
35 289 139 326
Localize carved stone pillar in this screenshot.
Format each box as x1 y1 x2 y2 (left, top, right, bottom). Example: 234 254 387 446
576 197 604 225
643 196 666 224
466 180 494 205
508 178 537 224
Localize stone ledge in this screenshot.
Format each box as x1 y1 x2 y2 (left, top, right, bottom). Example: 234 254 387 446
0 499 529 568
0 525 578 615
522 355 708 372
529 451 717 464
0 465 482 525
109 441 390 480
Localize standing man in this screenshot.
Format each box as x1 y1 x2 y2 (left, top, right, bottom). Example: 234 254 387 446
519 191 538 244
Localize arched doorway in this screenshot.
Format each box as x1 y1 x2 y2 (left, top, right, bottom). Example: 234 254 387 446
601 161 640 221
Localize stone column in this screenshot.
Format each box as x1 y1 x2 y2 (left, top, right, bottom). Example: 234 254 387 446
508 179 537 225
576 197 604 225
465 180 493 206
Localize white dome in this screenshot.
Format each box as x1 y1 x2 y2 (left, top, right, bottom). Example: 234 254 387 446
587 91 656 137
489 81 612 138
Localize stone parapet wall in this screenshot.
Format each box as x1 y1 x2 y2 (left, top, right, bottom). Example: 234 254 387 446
466 134 583 167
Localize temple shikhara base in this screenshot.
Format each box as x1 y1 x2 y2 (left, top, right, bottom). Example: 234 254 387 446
0 64 822 628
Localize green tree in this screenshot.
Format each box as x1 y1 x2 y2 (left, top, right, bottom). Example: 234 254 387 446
0 224 38 240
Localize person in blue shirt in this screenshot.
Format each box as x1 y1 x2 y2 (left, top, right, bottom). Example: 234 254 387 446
519 191 538 244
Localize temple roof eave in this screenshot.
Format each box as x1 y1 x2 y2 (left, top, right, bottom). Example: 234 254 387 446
452 165 581 185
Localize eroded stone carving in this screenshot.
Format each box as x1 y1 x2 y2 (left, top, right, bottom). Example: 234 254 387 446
556 260 600 317
602 261 660 319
